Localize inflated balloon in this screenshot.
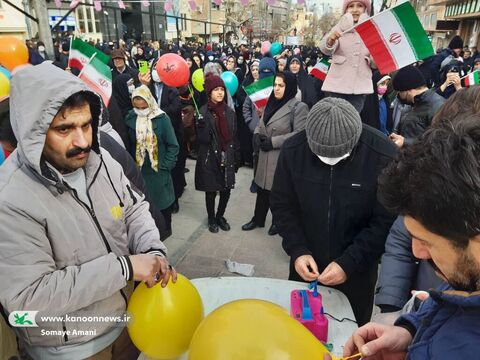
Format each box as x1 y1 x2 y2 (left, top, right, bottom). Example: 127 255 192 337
0 73 10 98
0 37 29 72
192 68 204 91
220 71 239 96
128 274 204 359
261 41 272 55
271 42 282 56
156 53 190 88
188 299 334 360
294 48 301 55
0 66 11 80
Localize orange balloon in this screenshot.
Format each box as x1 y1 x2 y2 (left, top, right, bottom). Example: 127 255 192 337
0 37 29 72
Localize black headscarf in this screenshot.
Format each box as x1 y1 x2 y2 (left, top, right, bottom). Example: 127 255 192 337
112 73 134 118
263 71 298 125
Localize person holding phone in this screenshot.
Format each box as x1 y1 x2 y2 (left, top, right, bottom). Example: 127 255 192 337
436 59 464 99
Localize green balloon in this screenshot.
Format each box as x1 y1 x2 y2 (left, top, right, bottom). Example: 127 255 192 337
271 42 282 56
192 68 204 92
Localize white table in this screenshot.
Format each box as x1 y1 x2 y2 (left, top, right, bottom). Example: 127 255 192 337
140 276 357 359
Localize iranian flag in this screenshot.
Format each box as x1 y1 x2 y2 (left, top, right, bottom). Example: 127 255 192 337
310 58 330 81
243 76 274 109
79 55 112 106
68 38 110 73
355 2 434 75
463 71 480 87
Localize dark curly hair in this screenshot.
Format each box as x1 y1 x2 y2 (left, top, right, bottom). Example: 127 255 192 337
378 115 480 249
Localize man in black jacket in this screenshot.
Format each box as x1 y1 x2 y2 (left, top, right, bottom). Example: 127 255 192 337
389 65 445 148
271 98 396 325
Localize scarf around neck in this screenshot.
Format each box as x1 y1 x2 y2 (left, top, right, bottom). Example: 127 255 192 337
207 98 231 151
131 85 165 172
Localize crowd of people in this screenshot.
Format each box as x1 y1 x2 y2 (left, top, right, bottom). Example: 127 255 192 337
1 0 480 358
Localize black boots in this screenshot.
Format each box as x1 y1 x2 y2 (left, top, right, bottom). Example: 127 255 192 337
208 216 230 233
208 217 219 233
216 216 231 231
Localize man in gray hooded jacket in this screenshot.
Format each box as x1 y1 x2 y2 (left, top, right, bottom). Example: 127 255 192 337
0 63 175 359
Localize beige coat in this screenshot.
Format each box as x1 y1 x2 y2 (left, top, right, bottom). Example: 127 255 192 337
320 13 374 95
254 98 308 191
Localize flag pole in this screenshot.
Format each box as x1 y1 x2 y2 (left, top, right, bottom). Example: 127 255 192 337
67 36 74 69
78 53 97 78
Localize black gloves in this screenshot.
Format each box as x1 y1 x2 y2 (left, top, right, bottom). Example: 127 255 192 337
259 135 274 152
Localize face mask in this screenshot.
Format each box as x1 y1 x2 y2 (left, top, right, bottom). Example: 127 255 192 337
134 108 150 117
377 86 388 96
38 46 45 52
317 152 350 166
238 58 244 64
208 55 214 61
151 70 161 83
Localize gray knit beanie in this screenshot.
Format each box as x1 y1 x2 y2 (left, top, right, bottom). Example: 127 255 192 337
306 98 362 157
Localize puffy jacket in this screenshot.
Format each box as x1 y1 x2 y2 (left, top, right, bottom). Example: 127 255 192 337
396 284 480 359
375 216 442 310
0 63 167 348
398 89 445 146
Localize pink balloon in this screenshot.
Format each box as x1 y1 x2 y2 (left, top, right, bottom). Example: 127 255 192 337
266 0 276 5
156 53 190 87
261 41 271 55
294 48 301 55
240 0 249 5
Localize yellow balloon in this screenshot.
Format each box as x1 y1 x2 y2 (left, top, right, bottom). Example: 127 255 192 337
0 73 9 98
128 274 204 359
192 69 204 92
188 299 336 360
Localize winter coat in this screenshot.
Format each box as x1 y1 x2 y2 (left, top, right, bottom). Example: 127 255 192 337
195 104 239 192
398 89 445 146
429 48 455 86
375 216 443 310
100 132 169 240
254 98 308 191
125 111 179 210
0 63 166 349
112 65 139 82
396 283 480 359
361 93 393 135
271 125 396 276
319 14 374 95
242 95 260 133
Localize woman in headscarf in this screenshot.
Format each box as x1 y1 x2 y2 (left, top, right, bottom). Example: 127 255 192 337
195 74 239 233
124 85 179 235
288 55 322 109
242 72 308 235
113 73 135 118
242 59 261 133
133 45 147 69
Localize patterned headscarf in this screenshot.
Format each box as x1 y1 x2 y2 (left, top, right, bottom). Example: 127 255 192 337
131 85 165 172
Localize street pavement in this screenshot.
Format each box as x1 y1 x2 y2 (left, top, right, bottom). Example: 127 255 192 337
164 159 290 280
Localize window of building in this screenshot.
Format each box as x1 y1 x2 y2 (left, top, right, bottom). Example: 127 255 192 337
431 13 436 25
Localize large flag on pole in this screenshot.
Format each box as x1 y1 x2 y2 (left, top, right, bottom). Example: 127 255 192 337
243 76 274 110
310 58 330 81
79 55 112 106
355 2 434 74
68 38 110 73
463 71 480 87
